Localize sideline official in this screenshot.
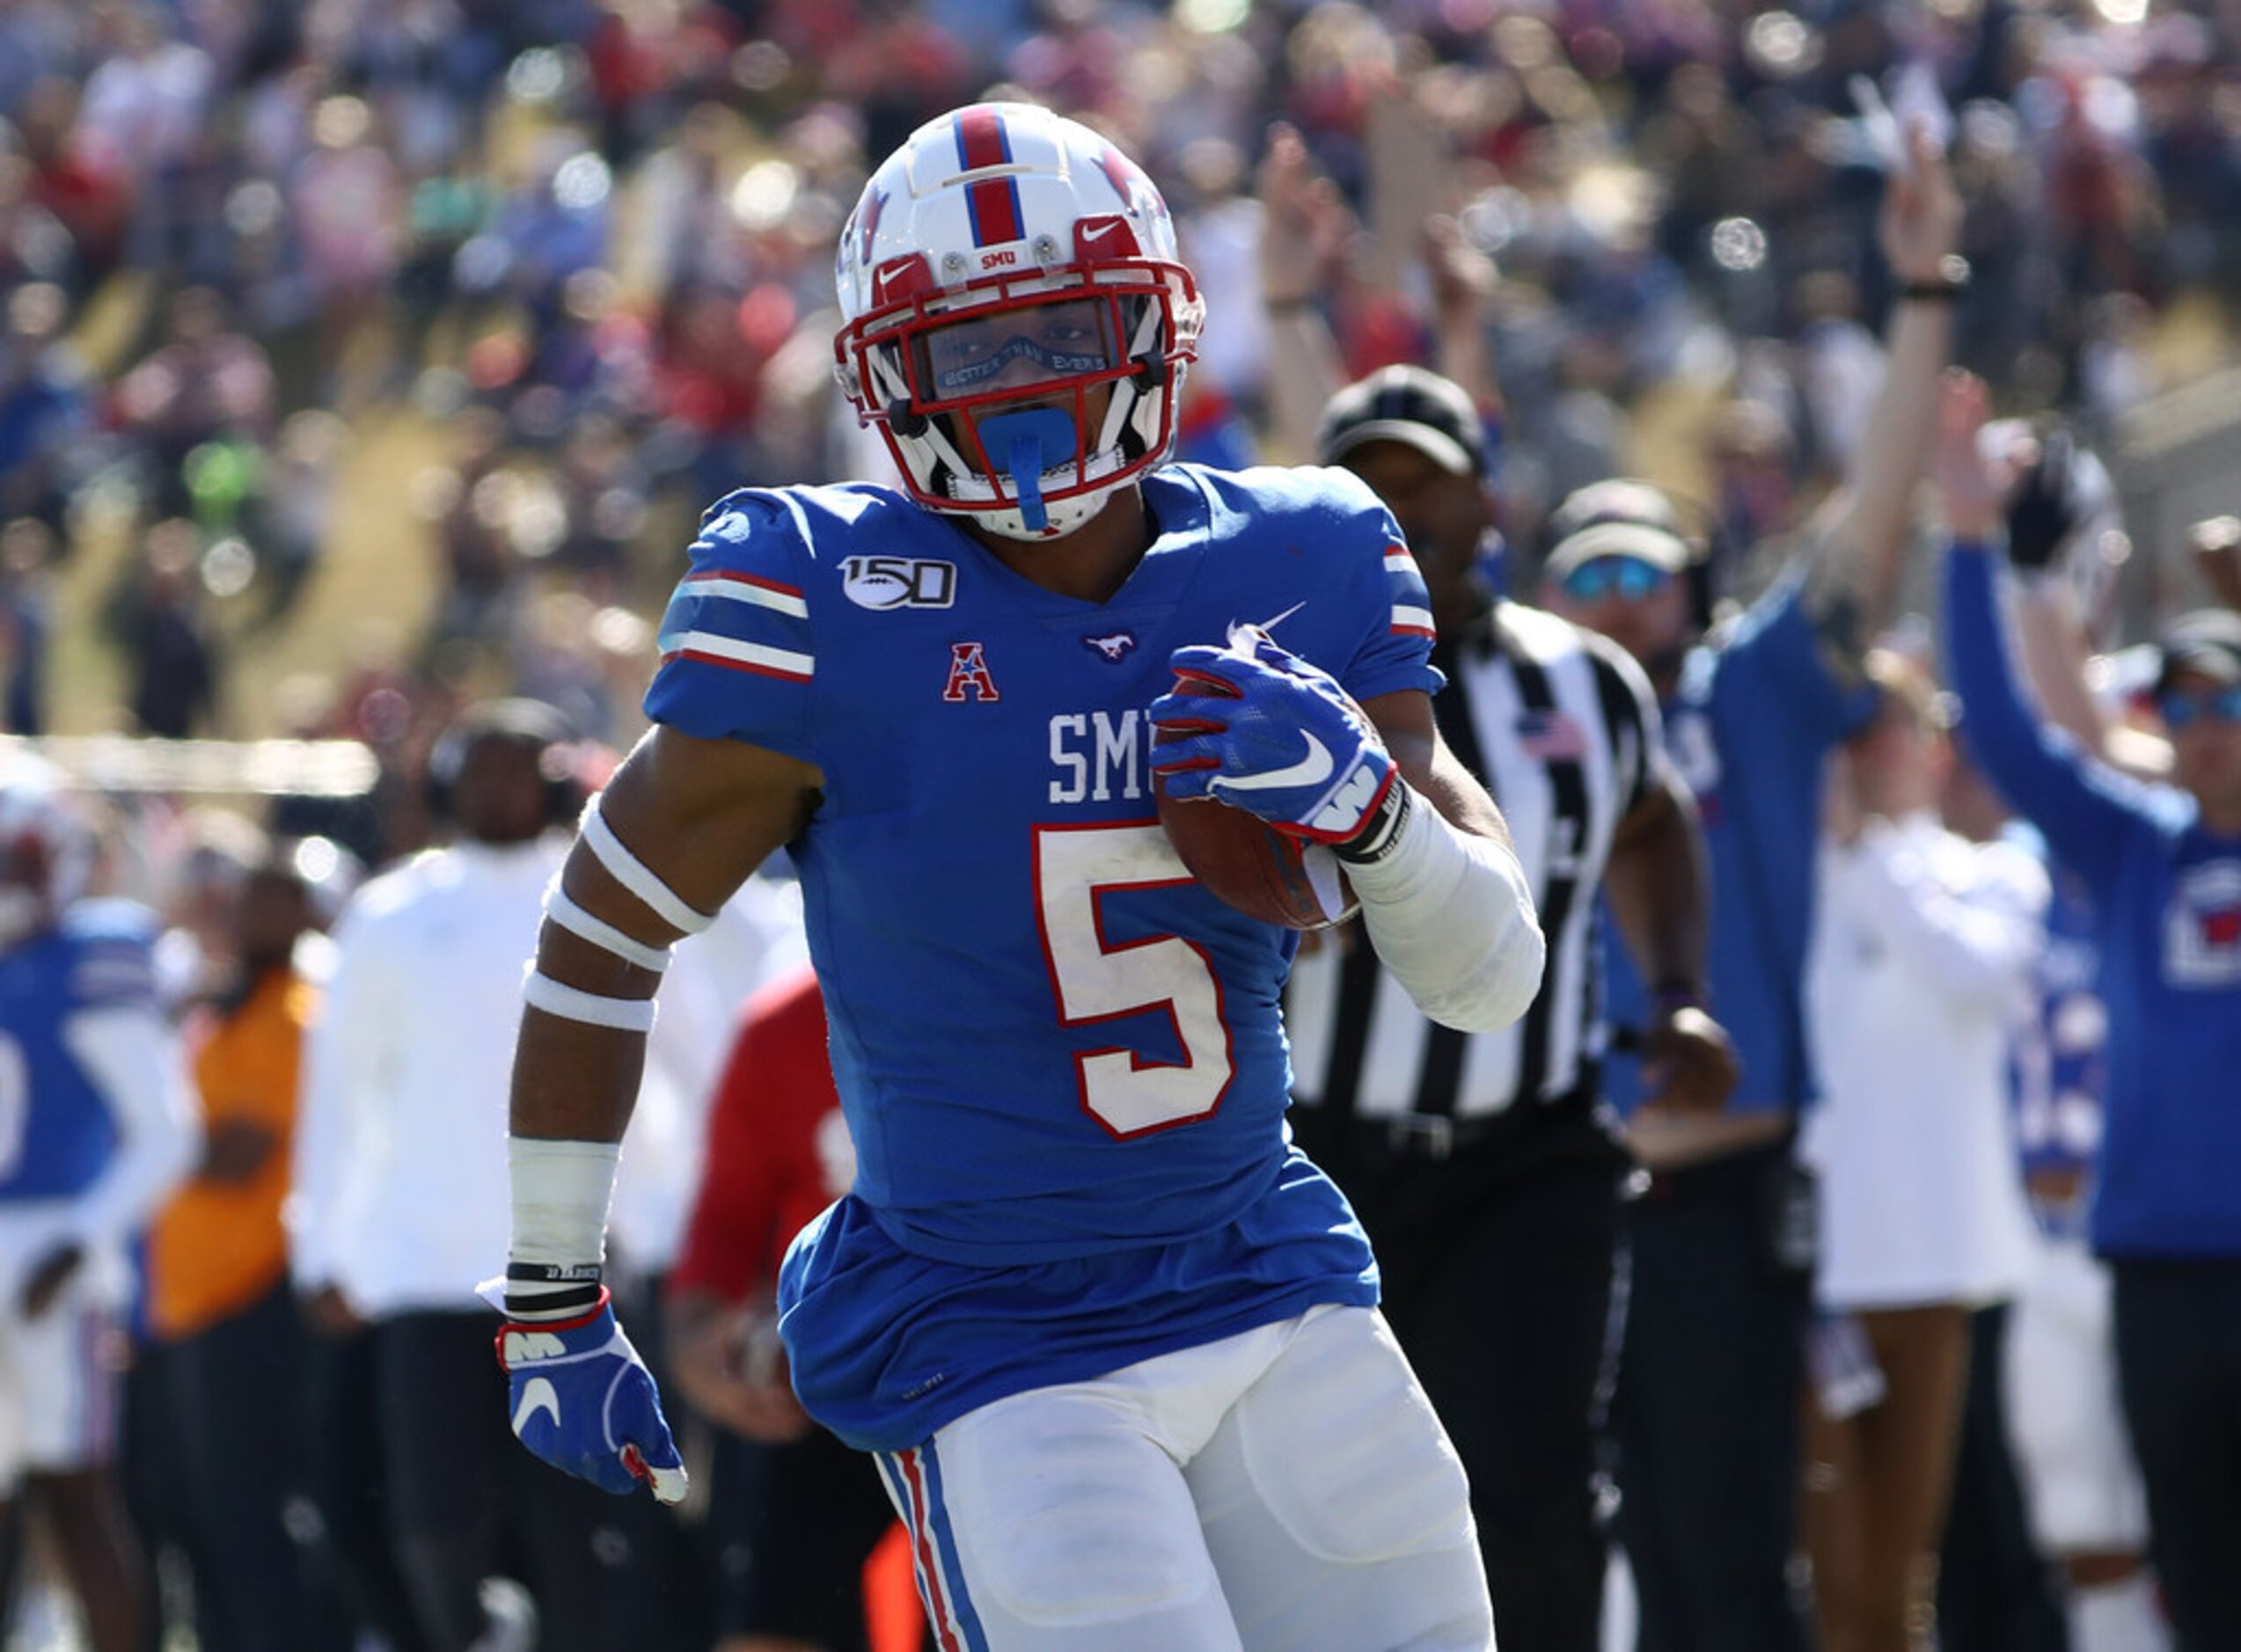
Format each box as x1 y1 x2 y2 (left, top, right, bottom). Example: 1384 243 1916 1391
1288 366 1736 1650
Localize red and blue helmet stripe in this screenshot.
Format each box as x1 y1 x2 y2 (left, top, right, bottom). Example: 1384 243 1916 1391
953 107 1024 247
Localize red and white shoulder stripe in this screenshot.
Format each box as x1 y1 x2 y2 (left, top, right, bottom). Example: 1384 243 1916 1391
1384 544 1435 639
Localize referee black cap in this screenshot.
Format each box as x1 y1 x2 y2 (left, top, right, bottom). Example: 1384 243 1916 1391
1316 365 1487 479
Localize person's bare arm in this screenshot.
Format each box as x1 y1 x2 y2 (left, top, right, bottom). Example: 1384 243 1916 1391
1425 214 1502 420
510 727 821 1145
1800 123 1962 679
1256 124 1354 464
1361 686 1512 851
1604 771 1706 994
1603 771 1738 1115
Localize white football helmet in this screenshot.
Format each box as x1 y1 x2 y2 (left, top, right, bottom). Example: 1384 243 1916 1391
833 103 1205 540
0 765 92 949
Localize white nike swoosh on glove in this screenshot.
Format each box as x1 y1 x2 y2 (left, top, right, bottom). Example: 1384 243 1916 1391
1216 731 1334 793
512 1377 560 1436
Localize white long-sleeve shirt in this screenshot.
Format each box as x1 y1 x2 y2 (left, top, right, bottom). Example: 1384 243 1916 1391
289 837 564 1318
1804 813 2046 1310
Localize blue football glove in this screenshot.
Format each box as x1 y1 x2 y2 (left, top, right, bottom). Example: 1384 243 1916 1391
1150 624 1396 844
491 1288 689 1503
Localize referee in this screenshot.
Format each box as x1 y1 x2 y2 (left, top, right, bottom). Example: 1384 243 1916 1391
1289 365 1738 1650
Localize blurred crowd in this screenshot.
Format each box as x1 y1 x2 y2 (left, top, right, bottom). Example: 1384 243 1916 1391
3 0 2240 845
6 0 2241 1649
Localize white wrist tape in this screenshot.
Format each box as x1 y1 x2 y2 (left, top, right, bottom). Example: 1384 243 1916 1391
508 1137 619 1266
579 799 714 936
543 879 672 973
1342 786 1547 1034
503 1137 619 1319
524 969 658 1033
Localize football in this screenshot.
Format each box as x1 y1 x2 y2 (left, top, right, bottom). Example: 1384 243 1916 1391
1152 713 1357 930
842 568 913 610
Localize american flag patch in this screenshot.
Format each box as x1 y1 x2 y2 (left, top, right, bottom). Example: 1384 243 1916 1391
1517 710 1588 760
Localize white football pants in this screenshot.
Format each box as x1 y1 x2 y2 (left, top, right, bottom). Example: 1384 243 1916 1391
2003 1232 2149 1555
874 1303 1494 1651
0 1261 121 1494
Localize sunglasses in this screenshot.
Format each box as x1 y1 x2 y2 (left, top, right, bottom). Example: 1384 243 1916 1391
2158 684 2241 730
1560 557 1671 603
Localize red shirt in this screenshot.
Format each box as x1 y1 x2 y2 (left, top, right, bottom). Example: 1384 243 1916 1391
668 967 846 1301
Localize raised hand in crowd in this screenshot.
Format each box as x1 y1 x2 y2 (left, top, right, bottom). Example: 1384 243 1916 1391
1256 121 1358 460
1936 374 2020 545
1256 121 1357 310
1800 119 1965 676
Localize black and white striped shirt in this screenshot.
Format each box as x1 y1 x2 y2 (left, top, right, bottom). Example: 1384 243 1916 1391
1287 601 1665 1129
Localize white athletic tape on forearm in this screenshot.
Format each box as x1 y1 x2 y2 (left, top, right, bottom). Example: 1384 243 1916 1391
579 800 714 936
524 969 659 1033
1342 786 1548 1034
508 1137 619 1271
544 880 672 973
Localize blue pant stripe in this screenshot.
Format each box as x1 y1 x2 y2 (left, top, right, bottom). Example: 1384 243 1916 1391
919 1441 989 1652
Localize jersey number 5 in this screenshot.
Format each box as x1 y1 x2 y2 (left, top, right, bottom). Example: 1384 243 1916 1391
1035 823 1235 1137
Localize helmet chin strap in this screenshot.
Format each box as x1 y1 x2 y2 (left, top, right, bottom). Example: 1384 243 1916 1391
977 408 1080 535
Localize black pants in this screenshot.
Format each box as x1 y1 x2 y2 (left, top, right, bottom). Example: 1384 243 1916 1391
708 1423 916 1649
1935 1304 2069 1652
370 1310 683 1652
1614 1140 1812 1652
118 1339 194 1652
1302 1102 1628 1652
166 1283 350 1652
304 1326 430 1652
2112 1259 2241 1652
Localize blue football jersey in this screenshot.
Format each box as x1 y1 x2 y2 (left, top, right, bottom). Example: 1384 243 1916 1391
1601 573 1879 1117
1948 547 2241 1261
645 464 1438 1448
0 901 160 1203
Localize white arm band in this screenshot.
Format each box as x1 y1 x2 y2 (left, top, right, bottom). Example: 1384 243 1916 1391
543 880 672 972
579 799 715 936
1342 786 1547 1034
524 969 659 1033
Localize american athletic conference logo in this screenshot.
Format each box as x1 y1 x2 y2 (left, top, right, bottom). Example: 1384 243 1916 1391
842 556 956 610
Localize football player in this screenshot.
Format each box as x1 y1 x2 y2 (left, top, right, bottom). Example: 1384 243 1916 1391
489 103 1545 1648
0 770 195 1652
